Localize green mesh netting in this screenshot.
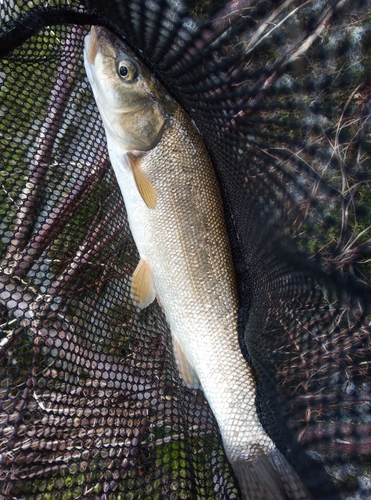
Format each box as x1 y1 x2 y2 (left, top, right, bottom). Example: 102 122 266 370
0 1 371 499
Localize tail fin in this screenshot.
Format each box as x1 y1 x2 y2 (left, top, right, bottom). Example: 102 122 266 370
232 448 310 500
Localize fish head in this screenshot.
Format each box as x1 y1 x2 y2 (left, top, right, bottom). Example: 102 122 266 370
84 26 175 152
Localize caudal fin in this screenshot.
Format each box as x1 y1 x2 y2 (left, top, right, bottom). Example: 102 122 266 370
232 448 310 500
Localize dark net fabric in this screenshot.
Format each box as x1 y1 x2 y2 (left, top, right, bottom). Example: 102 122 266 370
0 0 371 498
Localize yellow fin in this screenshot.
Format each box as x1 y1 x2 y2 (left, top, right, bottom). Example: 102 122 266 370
173 337 200 389
131 258 156 309
128 154 157 209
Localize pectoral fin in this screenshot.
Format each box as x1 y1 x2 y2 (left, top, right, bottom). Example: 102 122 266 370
128 154 157 209
173 337 200 390
131 258 156 309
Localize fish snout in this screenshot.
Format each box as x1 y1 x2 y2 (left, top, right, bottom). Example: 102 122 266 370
85 26 100 66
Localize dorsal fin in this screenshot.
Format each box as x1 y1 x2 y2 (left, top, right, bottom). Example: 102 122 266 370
128 154 157 209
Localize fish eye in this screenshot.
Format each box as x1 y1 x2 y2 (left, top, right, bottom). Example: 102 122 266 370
117 60 137 82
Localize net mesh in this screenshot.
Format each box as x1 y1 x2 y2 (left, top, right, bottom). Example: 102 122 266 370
0 0 370 498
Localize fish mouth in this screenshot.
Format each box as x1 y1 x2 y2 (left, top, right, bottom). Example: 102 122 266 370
85 25 121 66
84 26 100 66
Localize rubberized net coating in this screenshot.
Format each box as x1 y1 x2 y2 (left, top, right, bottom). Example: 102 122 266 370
0 1 370 498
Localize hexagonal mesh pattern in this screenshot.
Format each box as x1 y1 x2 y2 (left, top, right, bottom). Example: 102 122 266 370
0 1 370 499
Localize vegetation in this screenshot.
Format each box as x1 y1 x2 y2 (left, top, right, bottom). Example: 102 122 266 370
0 1 370 499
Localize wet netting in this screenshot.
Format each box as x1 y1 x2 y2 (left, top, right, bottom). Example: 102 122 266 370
0 0 371 499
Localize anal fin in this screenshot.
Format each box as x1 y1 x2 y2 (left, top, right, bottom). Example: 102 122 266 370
173 337 200 390
128 154 157 209
131 258 156 309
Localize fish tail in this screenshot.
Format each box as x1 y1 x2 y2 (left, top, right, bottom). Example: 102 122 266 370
232 448 310 500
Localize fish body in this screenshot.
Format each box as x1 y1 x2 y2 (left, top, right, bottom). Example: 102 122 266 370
84 26 309 500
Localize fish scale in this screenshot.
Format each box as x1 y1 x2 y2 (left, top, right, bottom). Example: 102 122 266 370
84 25 310 499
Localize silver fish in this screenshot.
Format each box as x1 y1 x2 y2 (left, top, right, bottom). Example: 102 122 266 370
84 25 309 500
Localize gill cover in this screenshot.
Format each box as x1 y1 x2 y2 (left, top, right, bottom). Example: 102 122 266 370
85 26 175 152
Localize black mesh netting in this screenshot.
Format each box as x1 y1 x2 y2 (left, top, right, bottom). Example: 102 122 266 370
0 0 371 498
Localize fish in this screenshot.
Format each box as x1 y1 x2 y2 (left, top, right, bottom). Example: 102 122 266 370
84 25 310 500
